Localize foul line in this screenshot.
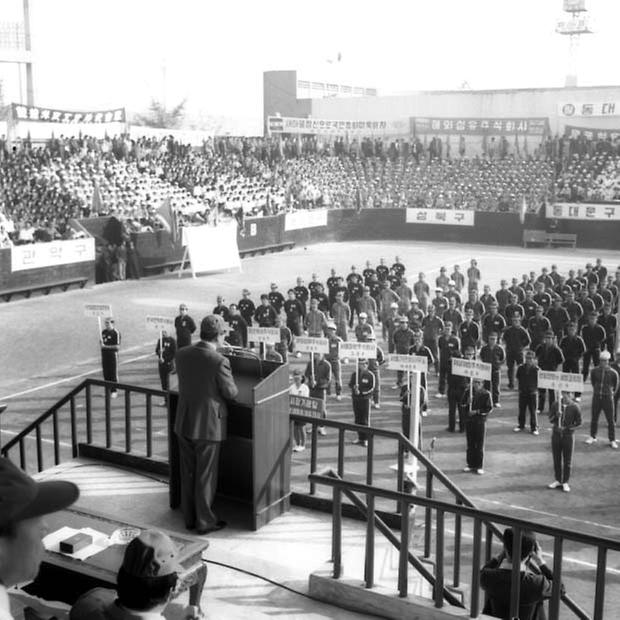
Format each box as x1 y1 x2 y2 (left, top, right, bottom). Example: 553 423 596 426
1 353 152 401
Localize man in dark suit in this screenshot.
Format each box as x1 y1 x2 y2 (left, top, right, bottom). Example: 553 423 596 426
175 315 239 534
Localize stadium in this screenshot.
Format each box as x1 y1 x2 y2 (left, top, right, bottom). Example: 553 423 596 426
1 1 619 619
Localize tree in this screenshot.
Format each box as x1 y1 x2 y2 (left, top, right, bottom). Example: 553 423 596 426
133 98 186 129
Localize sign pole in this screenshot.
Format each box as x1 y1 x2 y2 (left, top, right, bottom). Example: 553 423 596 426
355 357 359 388
159 329 163 363
409 371 421 483
97 316 103 346
311 351 315 384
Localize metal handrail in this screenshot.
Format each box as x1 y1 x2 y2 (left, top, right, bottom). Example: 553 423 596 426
311 471 610 620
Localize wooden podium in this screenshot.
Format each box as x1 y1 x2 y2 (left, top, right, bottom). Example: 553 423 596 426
168 353 292 530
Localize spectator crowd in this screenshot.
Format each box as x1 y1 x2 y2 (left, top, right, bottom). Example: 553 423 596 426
0 131 619 251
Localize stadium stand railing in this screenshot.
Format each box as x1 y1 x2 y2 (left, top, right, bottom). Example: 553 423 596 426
1 381 614 619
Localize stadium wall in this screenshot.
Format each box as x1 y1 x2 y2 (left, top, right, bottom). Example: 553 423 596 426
263 71 620 136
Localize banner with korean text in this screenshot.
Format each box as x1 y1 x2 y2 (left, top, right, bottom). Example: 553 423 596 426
267 116 408 136
538 371 583 393
558 101 620 118
412 117 549 136
284 209 328 231
11 103 126 124
406 208 475 227
563 125 620 141
546 203 620 221
11 238 95 272
289 395 325 418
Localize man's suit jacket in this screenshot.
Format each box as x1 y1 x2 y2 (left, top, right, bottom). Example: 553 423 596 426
174 341 238 441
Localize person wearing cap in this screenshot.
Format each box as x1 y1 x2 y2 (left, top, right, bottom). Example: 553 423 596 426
384 303 400 353
237 290 255 327
586 350 619 449
293 277 309 318
480 528 559 619
357 286 377 327
422 305 443 375
174 304 196 349
548 393 582 493
289 370 310 451
375 258 389 282
101 317 121 398
392 316 416 389
308 273 324 299
464 289 485 323
392 256 405 279
481 302 506 345
70 529 198 620
354 312 374 343
580 312 606 381
436 322 460 398
450 265 465 293
466 258 480 292
546 297 570 341
435 267 449 292
535 331 564 414
0 458 79 618
515 350 540 434
325 323 344 401
346 271 364 328
226 304 248 348
431 287 448 316
348 359 375 446
495 279 511 314
413 272 430 313
174 315 239 534
461 378 493 474
527 305 551 351
305 297 328 338
378 282 400 340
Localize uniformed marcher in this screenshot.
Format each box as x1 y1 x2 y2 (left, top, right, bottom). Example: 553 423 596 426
581 312 606 381
101 317 121 397
437 322 460 397
226 304 248 347
480 332 505 407
305 352 331 436
535 330 565 413
174 304 196 349
238 289 256 327
461 378 493 474
392 316 415 387
502 315 531 389
585 351 619 449
155 329 176 395
447 345 474 432
325 322 344 400
515 350 539 434
268 283 285 315
349 358 375 446
548 393 582 493
331 290 351 342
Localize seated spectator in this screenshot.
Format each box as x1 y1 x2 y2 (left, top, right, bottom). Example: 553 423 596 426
0 458 79 620
70 529 201 620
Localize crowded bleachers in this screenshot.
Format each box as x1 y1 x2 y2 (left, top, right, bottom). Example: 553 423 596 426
1 132 619 250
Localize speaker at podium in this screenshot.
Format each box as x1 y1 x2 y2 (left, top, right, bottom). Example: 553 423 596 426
168 349 292 530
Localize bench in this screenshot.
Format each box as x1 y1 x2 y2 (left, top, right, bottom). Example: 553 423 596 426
239 241 295 258
0 277 88 302
523 230 577 249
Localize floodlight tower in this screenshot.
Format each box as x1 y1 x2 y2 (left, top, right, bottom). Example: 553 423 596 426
0 0 33 105
556 0 592 87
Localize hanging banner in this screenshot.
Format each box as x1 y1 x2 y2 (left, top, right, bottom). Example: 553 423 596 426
11 103 126 124
267 115 408 136
563 125 620 141
406 208 475 226
558 101 620 118
11 238 95 272
412 117 548 135
284 209 328 231
546 203 620 221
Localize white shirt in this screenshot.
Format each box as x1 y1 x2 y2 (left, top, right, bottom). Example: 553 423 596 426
0 585 14 620
289 383 309 397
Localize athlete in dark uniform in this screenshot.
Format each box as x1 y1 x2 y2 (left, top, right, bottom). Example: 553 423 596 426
461 378 493 474
174 304 196 349
101 317 121 397
155 330 176 393
349 358 375 446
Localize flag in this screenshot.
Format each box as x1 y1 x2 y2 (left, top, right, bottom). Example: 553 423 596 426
91 179 103 215
156 197 178 245
519 195 527 224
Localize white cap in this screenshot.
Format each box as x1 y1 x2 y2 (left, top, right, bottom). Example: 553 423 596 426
359 312 368 318
600 350 611 360
390 302 399 309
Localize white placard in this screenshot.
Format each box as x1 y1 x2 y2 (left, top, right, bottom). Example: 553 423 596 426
84 303 112 318
546 202 620 221
406 208 475 227
145 315 175 332
538 370 583 392
387 354 428 373
181 222 241 275
339 341 377 359
451 358 492 381
295 336 329 354
11 238 95 272
284 209 328 231
247 327 280 344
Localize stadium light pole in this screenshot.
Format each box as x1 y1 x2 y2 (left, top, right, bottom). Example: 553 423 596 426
555 0 592 87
